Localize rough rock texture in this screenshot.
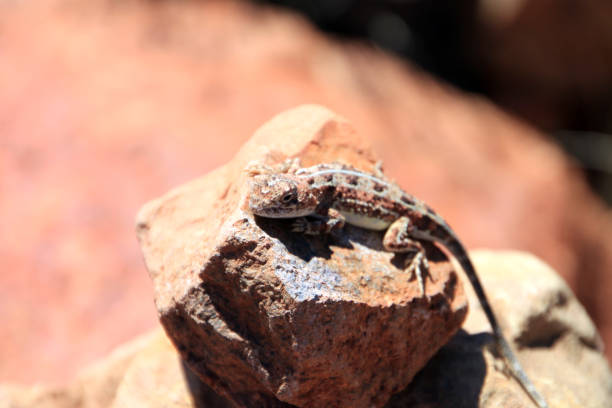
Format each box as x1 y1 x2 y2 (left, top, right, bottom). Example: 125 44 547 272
435 251 612 408
136 105 468 407
2 0 612 385
3 251 611 408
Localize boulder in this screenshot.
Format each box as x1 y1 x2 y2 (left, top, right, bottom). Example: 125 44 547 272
136 105 468 407
3 250 610 407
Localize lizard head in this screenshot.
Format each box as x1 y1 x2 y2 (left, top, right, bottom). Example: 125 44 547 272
247 174 317 218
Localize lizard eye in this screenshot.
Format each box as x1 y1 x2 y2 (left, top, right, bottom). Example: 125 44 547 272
281 193 295 203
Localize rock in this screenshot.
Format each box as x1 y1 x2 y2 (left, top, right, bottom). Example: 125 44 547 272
388 250 612 408
136 105 468 407
2 251 610 408
3 0 612 386
0 329 205 408
110 330 227 408
0 331 162 408
463 251 604 349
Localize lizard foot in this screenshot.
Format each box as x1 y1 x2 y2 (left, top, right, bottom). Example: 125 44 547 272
291 213 345 235
406 251 430 298
291 218 309 233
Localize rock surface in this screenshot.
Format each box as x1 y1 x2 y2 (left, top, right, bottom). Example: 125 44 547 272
3 251 610 408
2 0 612 385
136 105 468 407
0 330 199 408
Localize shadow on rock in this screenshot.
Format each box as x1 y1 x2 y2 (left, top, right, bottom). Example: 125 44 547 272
386 330 488 407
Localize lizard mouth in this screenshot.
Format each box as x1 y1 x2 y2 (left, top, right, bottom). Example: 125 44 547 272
259 209 313 218
248 201 314 218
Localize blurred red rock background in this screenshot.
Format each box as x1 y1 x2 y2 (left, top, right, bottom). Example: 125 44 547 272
1 0 611 385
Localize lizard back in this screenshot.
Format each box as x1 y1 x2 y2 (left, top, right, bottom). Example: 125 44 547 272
297 164 458 244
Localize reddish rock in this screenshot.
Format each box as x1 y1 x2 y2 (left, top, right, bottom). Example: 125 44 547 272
388 253 612 408
136 106 467 407
1 0 611 386
3 251 611 407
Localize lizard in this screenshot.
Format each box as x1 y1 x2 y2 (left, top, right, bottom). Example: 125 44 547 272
245 159 549 408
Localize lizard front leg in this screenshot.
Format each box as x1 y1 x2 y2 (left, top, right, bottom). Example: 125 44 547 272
383 216 430 296
292 208 345 235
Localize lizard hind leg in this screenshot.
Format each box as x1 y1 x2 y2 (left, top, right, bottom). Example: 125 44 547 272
383 217 430 296
406 251 430 297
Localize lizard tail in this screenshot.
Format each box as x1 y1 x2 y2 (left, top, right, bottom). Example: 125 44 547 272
446 240 549 408
495 332 549 408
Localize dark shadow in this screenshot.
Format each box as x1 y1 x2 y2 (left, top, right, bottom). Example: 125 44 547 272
255 216 452 285
255 216 450 258
254 215 357 261
385 329 490 408
180 359 298 407
181 359 236 408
